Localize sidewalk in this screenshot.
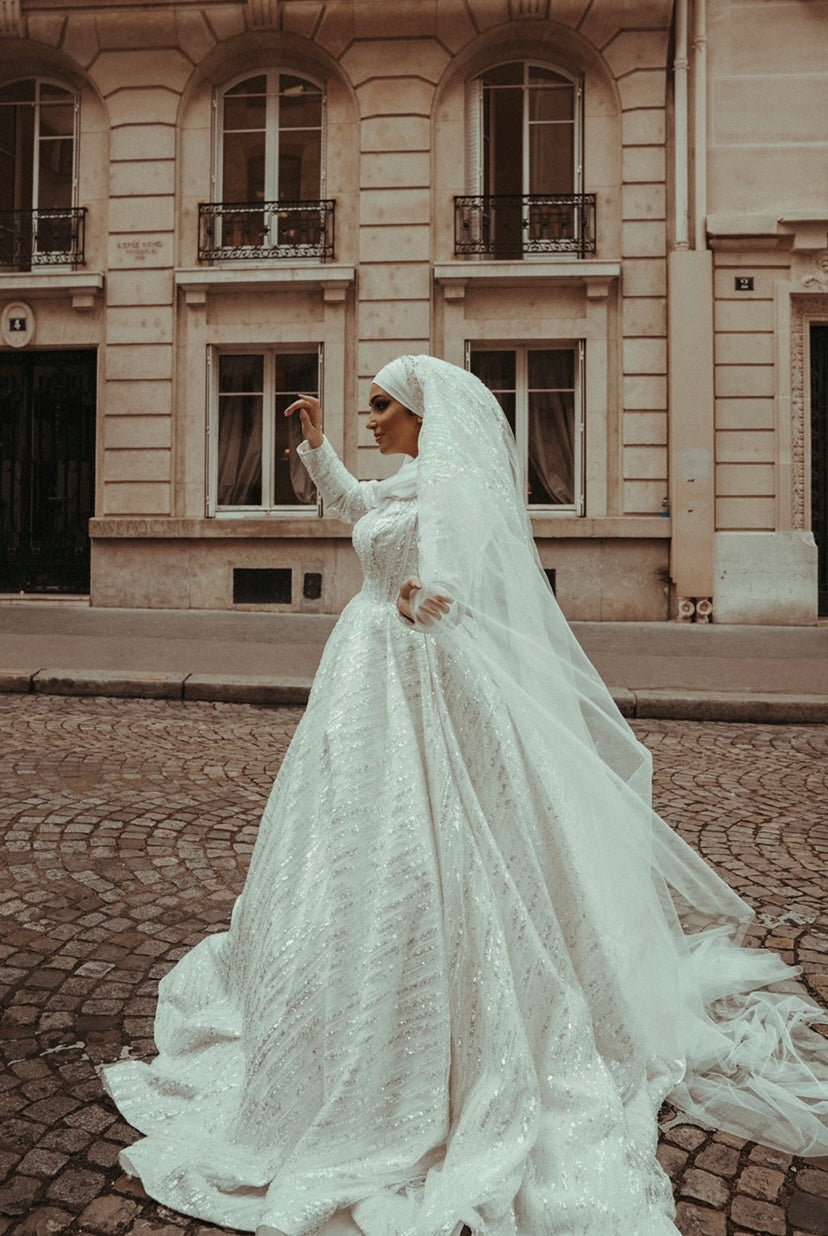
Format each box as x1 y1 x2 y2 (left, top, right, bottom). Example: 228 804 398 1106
1 600 827 723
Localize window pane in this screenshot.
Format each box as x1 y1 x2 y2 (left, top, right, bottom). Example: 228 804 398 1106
40 83 73 102
278 131 320 200
528 349 574 389
38 139 73 208
226 75 267 96
483 83 522 196
0 80 35 103
39 102 74 138
470 350 517 435
481 63 523 87
528 350 575 506
218 395 262 505
529 83 574 122
528 66 571 88
470 349 515 390
219 354 263 393
222 132 266 201
279 88 322 129
223 95 266 132
528 390 574 505
529 124 574 194
273 352 319 506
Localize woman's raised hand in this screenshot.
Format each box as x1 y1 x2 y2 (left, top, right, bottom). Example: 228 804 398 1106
284 395 324 449
397 577 452 627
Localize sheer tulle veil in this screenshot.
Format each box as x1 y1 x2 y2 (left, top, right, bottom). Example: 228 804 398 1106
373 354 828 1157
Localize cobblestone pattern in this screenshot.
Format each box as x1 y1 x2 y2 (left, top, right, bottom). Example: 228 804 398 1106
0 696 826 1236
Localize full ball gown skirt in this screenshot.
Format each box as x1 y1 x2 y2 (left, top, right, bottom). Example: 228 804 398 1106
104 441 828 1236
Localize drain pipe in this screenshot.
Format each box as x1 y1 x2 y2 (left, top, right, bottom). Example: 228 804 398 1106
674 0 690 249
693 0 708 249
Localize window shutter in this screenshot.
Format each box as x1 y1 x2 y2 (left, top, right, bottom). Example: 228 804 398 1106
464 77 482 195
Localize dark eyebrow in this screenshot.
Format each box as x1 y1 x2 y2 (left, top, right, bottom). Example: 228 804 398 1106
368 394 388 408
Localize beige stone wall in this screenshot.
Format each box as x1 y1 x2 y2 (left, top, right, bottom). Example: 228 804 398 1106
1 0 825 620
706 0 828 533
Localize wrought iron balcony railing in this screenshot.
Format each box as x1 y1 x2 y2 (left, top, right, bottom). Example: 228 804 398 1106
198 199 335 262
454 194 596 259
0 207 87 270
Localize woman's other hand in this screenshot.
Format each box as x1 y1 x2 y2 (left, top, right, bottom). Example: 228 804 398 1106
397 577 452 627
284 395 324 449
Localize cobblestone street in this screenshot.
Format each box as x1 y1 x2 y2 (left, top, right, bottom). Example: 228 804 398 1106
1 694 827 1236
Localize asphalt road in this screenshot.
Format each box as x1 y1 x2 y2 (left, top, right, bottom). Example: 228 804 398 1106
0 695 827 1236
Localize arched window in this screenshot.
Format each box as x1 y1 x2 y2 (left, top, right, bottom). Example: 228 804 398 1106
459 61 593 258
0 78 81 268
202 70 331 260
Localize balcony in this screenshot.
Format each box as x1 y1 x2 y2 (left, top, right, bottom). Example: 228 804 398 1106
0 207 86 270
198 200 335 262
454 194 596 259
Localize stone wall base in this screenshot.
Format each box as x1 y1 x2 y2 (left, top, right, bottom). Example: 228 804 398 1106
91 537 672 621
714 531 818 625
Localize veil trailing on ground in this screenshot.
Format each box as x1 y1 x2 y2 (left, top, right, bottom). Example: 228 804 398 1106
373 354 828 1157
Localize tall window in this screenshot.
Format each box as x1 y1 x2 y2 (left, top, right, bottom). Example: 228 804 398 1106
462 62 586 257
0 78 78 267
210 349 320 513
469 344 583 512
216 71 324 252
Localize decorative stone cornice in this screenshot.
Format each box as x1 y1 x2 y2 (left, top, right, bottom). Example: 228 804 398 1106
0 0 22 37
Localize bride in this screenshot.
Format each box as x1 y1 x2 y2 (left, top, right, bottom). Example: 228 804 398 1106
104 355 828 1236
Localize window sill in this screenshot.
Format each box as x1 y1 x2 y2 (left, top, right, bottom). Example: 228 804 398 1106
176 264 355 305
0 269 103 311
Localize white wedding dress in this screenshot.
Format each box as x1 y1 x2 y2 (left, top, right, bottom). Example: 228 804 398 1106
104 427 828 1236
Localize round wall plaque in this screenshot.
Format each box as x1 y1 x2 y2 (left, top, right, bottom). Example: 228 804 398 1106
2 301 36 348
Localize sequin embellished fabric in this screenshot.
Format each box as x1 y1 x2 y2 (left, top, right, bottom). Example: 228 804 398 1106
104 435 828 1236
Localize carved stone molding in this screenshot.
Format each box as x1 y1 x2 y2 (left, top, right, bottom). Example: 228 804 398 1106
509 0 548 17
248 0 279 28
790 295 828 530
802 250 828 292
0 0 22 36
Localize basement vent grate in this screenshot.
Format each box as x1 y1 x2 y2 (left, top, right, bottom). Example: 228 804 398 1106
233 568 292 605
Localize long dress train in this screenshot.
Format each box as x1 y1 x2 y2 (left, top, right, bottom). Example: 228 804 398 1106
104 434 828 1236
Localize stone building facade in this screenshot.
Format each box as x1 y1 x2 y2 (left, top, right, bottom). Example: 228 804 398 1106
0 0 826 623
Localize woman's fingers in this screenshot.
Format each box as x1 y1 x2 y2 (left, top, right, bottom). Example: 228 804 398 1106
285 395 322 422
285 396 323 448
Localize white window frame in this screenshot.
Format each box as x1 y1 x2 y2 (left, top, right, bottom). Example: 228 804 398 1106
206 343 324 518
0 77 80 266
212 69 327 253
465 61 584 258
465 340 585 515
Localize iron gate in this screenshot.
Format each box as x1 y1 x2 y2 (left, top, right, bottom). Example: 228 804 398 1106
0 349 96 593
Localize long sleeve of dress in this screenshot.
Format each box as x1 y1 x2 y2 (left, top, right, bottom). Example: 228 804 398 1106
296 437 382 525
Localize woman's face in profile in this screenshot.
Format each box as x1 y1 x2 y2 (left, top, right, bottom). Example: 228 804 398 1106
366 384 422 458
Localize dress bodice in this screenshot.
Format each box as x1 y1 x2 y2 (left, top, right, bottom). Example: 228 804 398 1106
296 436 420 607
352 500 419 604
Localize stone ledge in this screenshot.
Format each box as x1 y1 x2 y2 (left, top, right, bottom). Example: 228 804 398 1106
184 674 312 706
88 516 671 540
175 264 355 305
0 669 34 693
632 690 828 725
31 669 183 700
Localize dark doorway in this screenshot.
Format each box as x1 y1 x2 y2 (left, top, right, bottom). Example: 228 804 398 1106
0 349 96 593
812 324 828 616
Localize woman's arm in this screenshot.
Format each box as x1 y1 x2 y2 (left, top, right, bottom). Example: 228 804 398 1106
285 395 382 525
